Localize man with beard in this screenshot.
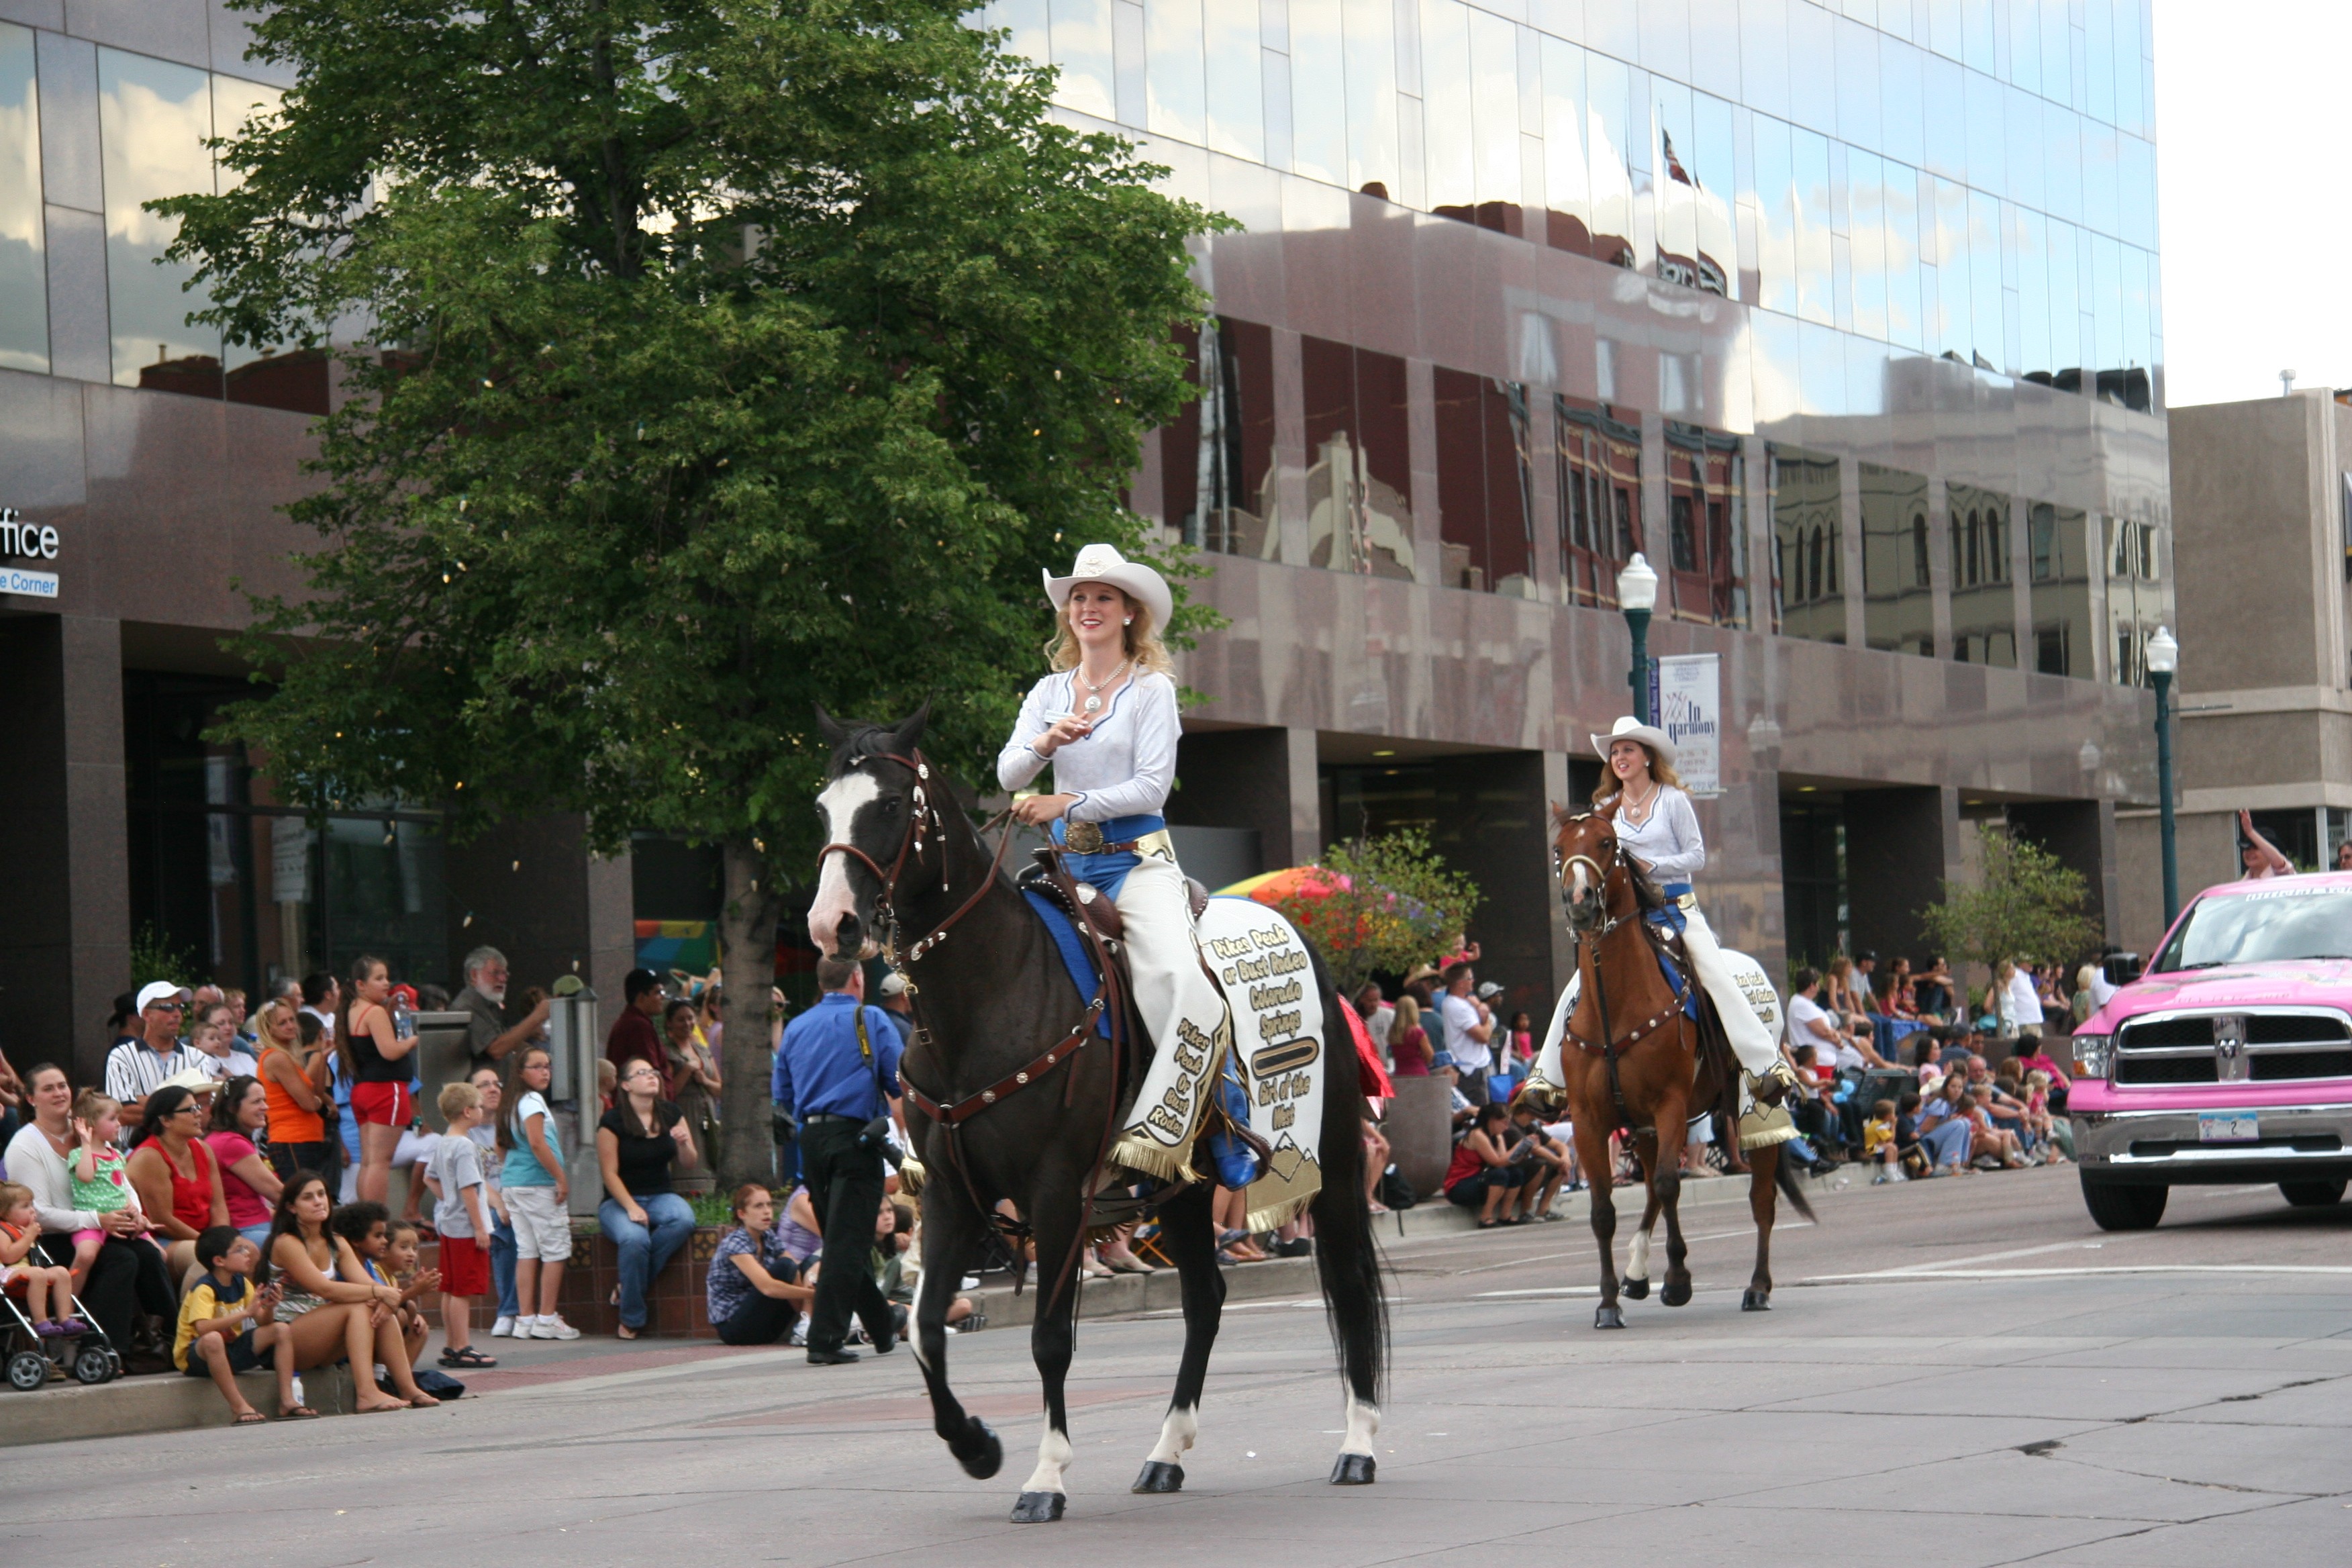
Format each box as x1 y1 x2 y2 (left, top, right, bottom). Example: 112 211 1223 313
452 946 553 1075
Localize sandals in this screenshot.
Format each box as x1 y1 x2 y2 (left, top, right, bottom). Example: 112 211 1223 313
232 1410 269 1425
439 1346 497 1369
278 1405 321 1420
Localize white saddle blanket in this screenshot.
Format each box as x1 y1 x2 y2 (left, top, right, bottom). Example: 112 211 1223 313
1533 945 1783 1092
1108 897 1327 1231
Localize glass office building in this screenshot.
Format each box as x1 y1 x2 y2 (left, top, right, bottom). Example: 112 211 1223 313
0 5 2172 1075
0 9 636 1085
985 0 2169 1008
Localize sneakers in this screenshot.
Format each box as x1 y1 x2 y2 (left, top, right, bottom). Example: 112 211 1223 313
528 1315 581 1340
490 1316 517 1338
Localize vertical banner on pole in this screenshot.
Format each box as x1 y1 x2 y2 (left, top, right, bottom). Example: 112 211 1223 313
1656 653 1722 796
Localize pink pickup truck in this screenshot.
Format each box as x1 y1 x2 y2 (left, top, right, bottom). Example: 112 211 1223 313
2068 871 2352 1230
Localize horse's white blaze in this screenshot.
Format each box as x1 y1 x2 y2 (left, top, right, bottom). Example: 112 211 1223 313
1022 1425 1074 1495
1626 1226 1653 1283
807 771 880 952
1569 858 1594 903
1339 1397 1379 1458
1146 1404 1197 1464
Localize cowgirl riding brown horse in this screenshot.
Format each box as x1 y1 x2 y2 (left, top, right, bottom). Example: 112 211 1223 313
1547 805 1813 1328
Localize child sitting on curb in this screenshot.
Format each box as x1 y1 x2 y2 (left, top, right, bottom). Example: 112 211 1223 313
173 1226 301 1424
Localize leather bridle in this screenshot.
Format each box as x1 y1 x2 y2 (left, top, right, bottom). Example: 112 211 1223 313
814 748 1014 966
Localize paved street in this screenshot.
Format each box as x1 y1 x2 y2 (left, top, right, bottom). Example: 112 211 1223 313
18 1167 2351 1567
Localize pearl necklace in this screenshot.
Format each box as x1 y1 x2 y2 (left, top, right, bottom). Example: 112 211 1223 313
1073 658 1132 716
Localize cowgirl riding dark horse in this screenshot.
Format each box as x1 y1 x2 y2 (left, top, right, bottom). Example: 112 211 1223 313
804 551 1385 1523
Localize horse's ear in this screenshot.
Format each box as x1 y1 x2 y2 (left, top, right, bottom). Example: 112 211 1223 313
890 700 932 754
1550 801 1572 828
814 704 849 748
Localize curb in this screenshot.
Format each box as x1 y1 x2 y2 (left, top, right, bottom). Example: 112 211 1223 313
1 1365 362 1449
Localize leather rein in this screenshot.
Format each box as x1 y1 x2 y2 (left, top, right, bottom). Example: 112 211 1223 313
1556 814 1690 1132
814 748 1130 1313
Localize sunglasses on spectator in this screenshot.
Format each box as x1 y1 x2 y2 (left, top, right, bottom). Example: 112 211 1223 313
148 1001 185 1012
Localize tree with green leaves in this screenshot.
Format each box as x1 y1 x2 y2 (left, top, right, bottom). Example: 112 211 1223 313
161 0 1220 1185
1267 830 1481 995
1918 824 2104 990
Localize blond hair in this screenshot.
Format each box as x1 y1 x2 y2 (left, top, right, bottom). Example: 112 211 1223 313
1589 742 1685 803
0 1181 32 1219
1044 589 1175 677
437 1081 482 1122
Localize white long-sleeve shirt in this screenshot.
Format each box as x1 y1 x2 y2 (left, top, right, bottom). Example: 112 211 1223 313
1601 785 1708 885
5 1121 145 1234
997 670 1181 823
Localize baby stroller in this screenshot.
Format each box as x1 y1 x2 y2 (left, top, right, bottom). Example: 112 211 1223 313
2 1279 123 1390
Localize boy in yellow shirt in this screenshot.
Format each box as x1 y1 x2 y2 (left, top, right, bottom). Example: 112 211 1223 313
1863 1098 1903 1184
175 1226 299 1423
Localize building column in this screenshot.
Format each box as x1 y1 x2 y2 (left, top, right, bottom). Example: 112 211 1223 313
1165 726 1322 877
2008 797 2118 952
1431 751 1559 1026
1844 785 1951 967
0 614 129 1083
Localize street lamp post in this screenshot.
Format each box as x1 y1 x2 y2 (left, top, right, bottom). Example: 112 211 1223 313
1619 552 1659 724
2146 626 2180 925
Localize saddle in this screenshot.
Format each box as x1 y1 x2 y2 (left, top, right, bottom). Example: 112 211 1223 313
1017 848 1211 942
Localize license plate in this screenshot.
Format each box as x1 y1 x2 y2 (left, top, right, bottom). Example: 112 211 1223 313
2198 1112 2259 1144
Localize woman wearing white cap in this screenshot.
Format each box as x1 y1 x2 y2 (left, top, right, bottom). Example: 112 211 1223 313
998 545 1226 1116
1585 716 1791 1093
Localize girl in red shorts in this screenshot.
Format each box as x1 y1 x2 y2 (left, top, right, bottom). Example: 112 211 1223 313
336 955 417 1207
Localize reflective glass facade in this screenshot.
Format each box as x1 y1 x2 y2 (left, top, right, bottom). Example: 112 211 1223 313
1042 0 2167 685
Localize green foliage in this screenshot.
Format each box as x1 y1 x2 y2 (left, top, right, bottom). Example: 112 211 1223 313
1917 824 2104 979
161 0 1222 855
157 0 1225 1184
129 923 203 991
1269 829 1481 994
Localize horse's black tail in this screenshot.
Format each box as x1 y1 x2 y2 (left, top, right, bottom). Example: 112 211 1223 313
1306 946 1388 1413
1773 1140 1818 1223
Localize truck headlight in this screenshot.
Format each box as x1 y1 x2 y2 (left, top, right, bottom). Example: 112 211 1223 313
2071 1034 2110 1079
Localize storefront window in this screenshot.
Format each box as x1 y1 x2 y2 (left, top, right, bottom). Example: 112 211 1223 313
126 673 450 997
1768 444 1843 644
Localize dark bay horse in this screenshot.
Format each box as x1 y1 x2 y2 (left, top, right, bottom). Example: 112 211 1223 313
1553 807 1812 1328
805 705 1387 1522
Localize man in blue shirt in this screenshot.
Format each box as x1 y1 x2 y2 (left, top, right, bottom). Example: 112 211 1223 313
773 956 905 1365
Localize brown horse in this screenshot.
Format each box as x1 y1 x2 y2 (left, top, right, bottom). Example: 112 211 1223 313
1552 807 1812 1329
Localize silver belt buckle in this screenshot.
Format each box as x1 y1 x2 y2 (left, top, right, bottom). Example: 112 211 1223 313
1064 820 1105 854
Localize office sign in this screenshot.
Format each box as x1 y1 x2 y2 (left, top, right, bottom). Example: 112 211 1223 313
1651 653 1722 797
2 507 59 598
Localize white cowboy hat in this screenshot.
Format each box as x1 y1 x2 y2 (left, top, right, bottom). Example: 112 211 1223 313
1042 543 1173 633
1591 715 1676 769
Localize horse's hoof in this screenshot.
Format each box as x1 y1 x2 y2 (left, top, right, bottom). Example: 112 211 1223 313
1132 1461 1185 1493
1010 1490 1067 1523
1661 1277 1692 1308
1741 1289 1771 1312
1330 1453 1377 1485
1621 1275 1649 1300
1594 1304 1626 1330
953 1418 1003 1479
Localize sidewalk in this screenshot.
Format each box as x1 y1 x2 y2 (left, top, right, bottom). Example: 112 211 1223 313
4 1161 1849 1446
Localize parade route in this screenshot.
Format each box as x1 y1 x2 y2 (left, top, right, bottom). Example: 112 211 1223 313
16 1167 2351 1567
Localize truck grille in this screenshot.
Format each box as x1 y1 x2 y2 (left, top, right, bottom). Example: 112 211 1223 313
2118 1017 2214 1049
2251 1050 2352 1081
2111 1009 2352 1087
